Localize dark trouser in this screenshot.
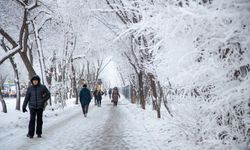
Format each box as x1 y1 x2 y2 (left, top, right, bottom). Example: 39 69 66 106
81 103 89 114
97 99 102 107
113 101 118 106
28 108 43 136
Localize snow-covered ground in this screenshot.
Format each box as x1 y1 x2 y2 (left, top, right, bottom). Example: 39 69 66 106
1 96 248 150
0 96 173 150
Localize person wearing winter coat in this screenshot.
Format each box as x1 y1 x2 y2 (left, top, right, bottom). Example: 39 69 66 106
108 88 112 99
112 87 120 106
22 75 51 138
79 84 92 117
96 90 104 107
93 89 98 105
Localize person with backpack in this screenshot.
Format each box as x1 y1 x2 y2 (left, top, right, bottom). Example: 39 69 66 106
112 87 120 106
22 75 50 138
79 84 92 117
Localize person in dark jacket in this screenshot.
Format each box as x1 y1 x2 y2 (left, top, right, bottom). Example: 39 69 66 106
108 88 112 99
96 90 104 107
112 87 120 106
22 75 50 138
93 89 98 105
79 84 92 117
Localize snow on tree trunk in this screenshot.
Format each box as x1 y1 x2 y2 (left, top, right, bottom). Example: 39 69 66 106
148 73 161 118
31 21 48 87
71 59 79 104
0 88 7 113
138 71 145 109
0 38 21 110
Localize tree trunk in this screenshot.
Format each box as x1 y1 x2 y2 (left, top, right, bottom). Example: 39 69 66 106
15 77 21 111
46 66 53 106
32 21 48 85
87 60 90 83
138 71 145 109
19 52 36 79
71 59 79 104
148 73 161 118
1 39 21 110
0 88 7 113
19 9 36 79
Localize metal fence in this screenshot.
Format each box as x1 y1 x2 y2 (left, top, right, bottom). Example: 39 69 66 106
121 85 131 100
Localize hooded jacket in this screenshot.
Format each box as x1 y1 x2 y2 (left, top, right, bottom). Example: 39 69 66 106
79 87 92 105
112 87 120 102
22 75 51 110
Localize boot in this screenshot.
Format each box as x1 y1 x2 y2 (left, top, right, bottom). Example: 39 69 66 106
26 134 33 139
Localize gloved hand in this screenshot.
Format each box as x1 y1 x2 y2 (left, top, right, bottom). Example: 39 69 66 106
22 107 27 113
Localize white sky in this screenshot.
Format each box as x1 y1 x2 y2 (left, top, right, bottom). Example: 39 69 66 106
100 60 122 88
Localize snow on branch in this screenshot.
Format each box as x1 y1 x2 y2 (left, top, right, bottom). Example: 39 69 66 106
37 16 52 33
16 0 38 11
16 0 27 7
124 52 139 75
72 55 86 60
0 45 21 64
99 58 112 73
0 28 18 47
25 0 38 10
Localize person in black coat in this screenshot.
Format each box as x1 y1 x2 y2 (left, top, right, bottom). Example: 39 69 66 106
93 89 98 105
22 75 50 138
108 88 112 99
96 90 104 107
79 84 92 117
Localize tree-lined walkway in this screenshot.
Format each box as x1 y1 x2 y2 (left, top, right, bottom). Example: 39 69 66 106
3 98 162 150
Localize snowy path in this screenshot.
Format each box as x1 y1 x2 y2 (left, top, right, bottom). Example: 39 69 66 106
2 98 163 150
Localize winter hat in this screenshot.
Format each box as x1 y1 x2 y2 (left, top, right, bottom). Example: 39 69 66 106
30 75 41 83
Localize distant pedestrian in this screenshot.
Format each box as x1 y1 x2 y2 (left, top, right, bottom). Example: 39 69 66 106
96 90 104 107
108 88 112 99
104 89 107 96
112 87 120 106
22 75 51 138
93 89 98 105
79 84 92 117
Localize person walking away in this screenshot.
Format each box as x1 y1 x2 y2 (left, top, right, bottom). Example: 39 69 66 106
22 75 50 138
96 90 104 107
108 88 112 99
80 84 92 117
112 87 120 106
93 89 98 105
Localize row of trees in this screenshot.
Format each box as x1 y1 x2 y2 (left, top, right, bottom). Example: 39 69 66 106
0 0 111 112
97 0 250 149
0 0 249 148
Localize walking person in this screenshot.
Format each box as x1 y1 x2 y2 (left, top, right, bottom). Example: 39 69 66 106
112 87 120 106
93 89 98 105
108 88 112 99
79 84 92 117
22 75 50 138
96 90 104 107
